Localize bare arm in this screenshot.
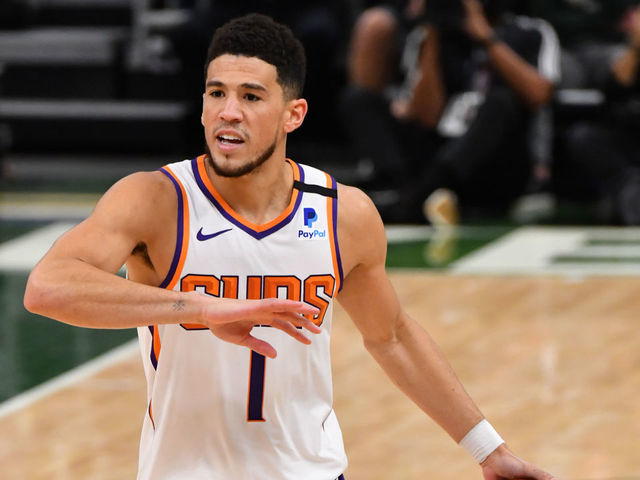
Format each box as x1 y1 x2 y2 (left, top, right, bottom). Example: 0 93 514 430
24 171 319 358
404 26 448 128
336 185 556 478
337 186 482 440
463 0 554 109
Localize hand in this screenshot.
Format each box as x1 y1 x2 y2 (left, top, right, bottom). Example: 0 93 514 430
462 0 494 43
390 98 412 120
203 297 321 359
481 445 557 480
405 0 425 21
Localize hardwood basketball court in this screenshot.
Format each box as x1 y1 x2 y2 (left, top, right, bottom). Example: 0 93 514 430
1 266 639 479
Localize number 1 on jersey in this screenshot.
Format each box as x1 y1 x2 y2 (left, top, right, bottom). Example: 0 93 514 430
247 351 266 421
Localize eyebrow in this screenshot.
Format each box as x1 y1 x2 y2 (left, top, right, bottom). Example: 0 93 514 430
206 80 267 92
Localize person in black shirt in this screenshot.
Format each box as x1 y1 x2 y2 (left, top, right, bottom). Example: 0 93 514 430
341 0 560 222
564 4 640 225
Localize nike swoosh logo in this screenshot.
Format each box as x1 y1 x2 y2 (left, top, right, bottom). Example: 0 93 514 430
196 227 232 241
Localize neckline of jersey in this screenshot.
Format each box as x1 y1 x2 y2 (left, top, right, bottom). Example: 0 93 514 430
191 155 304 240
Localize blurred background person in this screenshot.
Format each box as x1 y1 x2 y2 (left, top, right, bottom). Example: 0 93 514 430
341 0 560 224
562 4 640 225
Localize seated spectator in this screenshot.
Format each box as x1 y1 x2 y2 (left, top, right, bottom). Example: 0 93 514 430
341 0 561 223
527 0 633 88
563 4 640 225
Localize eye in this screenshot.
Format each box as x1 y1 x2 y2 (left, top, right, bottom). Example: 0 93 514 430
245 93 261 102
209 90 224 98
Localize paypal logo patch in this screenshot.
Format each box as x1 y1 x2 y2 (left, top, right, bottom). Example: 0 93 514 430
304 208 318 228
299 207 326 240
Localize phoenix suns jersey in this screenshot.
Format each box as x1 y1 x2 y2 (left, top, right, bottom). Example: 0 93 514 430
136 155 348 480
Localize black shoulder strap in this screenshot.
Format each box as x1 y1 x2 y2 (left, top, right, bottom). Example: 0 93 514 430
293 180 337 198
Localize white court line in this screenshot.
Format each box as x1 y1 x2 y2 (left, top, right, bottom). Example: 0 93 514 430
565 245 640 258
0 339 139 420
0 221 77 271
451 226 640 276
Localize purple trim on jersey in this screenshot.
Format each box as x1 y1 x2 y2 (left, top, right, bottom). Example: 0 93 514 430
158 167 185 289
190 157 304 240
330 175 344 291
148 325 158 369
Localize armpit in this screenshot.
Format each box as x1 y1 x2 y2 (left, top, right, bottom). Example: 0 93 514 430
131 242 153 268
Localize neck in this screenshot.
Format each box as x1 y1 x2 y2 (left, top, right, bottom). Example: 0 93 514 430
204 146 294 225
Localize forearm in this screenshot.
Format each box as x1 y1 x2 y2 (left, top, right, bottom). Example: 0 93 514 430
24 258 202 329
365 313 483 442
485 40 553 108
409 27 447 127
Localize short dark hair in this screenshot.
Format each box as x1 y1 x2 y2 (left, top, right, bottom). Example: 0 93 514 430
204 13 306 99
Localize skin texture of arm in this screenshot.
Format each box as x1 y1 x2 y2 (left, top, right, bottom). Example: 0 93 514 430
23 170 319 358
404 26 448 128
335 184 556 479
463 0 554 109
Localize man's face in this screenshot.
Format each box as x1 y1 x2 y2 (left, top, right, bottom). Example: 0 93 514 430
202 54 292 178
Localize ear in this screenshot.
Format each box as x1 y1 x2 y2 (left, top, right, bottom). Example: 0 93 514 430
283 98 308 133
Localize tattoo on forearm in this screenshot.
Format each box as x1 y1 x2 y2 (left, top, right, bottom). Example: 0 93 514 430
173 300 185 312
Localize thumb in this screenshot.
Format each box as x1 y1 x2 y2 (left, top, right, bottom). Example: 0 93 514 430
241 335 277 359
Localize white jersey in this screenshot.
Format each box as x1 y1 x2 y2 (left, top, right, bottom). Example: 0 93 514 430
136 155 348 480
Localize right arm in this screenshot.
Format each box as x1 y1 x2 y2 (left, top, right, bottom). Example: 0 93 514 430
24 171 319 358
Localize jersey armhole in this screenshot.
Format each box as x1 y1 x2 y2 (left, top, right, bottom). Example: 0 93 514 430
324 172 344 293
157 166 190 290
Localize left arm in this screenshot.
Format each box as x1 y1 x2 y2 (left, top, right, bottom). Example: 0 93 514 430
336 184 556 478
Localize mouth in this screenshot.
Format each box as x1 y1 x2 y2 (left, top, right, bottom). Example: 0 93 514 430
216 134 244 146
214 131 246 153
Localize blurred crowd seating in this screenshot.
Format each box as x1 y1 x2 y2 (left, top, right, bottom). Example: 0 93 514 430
1 0 639 224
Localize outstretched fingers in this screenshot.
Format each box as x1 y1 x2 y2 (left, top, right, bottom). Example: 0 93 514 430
251 298 322 333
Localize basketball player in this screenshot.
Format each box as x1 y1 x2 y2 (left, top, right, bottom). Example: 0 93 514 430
24 13 556 480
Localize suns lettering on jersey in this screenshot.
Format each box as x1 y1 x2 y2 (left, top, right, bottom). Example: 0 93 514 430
179 273 335 327
178 272 336 421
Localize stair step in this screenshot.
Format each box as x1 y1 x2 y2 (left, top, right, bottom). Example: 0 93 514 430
0 28 126 65
0 99 194 153
0 28 127 99
0 99 188 120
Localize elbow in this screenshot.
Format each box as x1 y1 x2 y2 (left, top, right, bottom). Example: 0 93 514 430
527 81 554 109
363 331 398 353
362 312 405 354
23 270 54 315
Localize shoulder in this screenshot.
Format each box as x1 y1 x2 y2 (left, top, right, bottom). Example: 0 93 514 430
336 183 387 276
97 170 175 210
90 170 177 236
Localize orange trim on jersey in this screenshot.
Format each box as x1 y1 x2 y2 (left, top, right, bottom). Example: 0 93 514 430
304 275 335 326
263 276 301 300
325 172 342 293
148 400 156 430
159 165 190 290
195 156 301 232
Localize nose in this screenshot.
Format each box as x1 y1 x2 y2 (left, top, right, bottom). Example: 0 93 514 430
219 96 243 123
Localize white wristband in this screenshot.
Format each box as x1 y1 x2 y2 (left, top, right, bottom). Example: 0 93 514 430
458 419 505 463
